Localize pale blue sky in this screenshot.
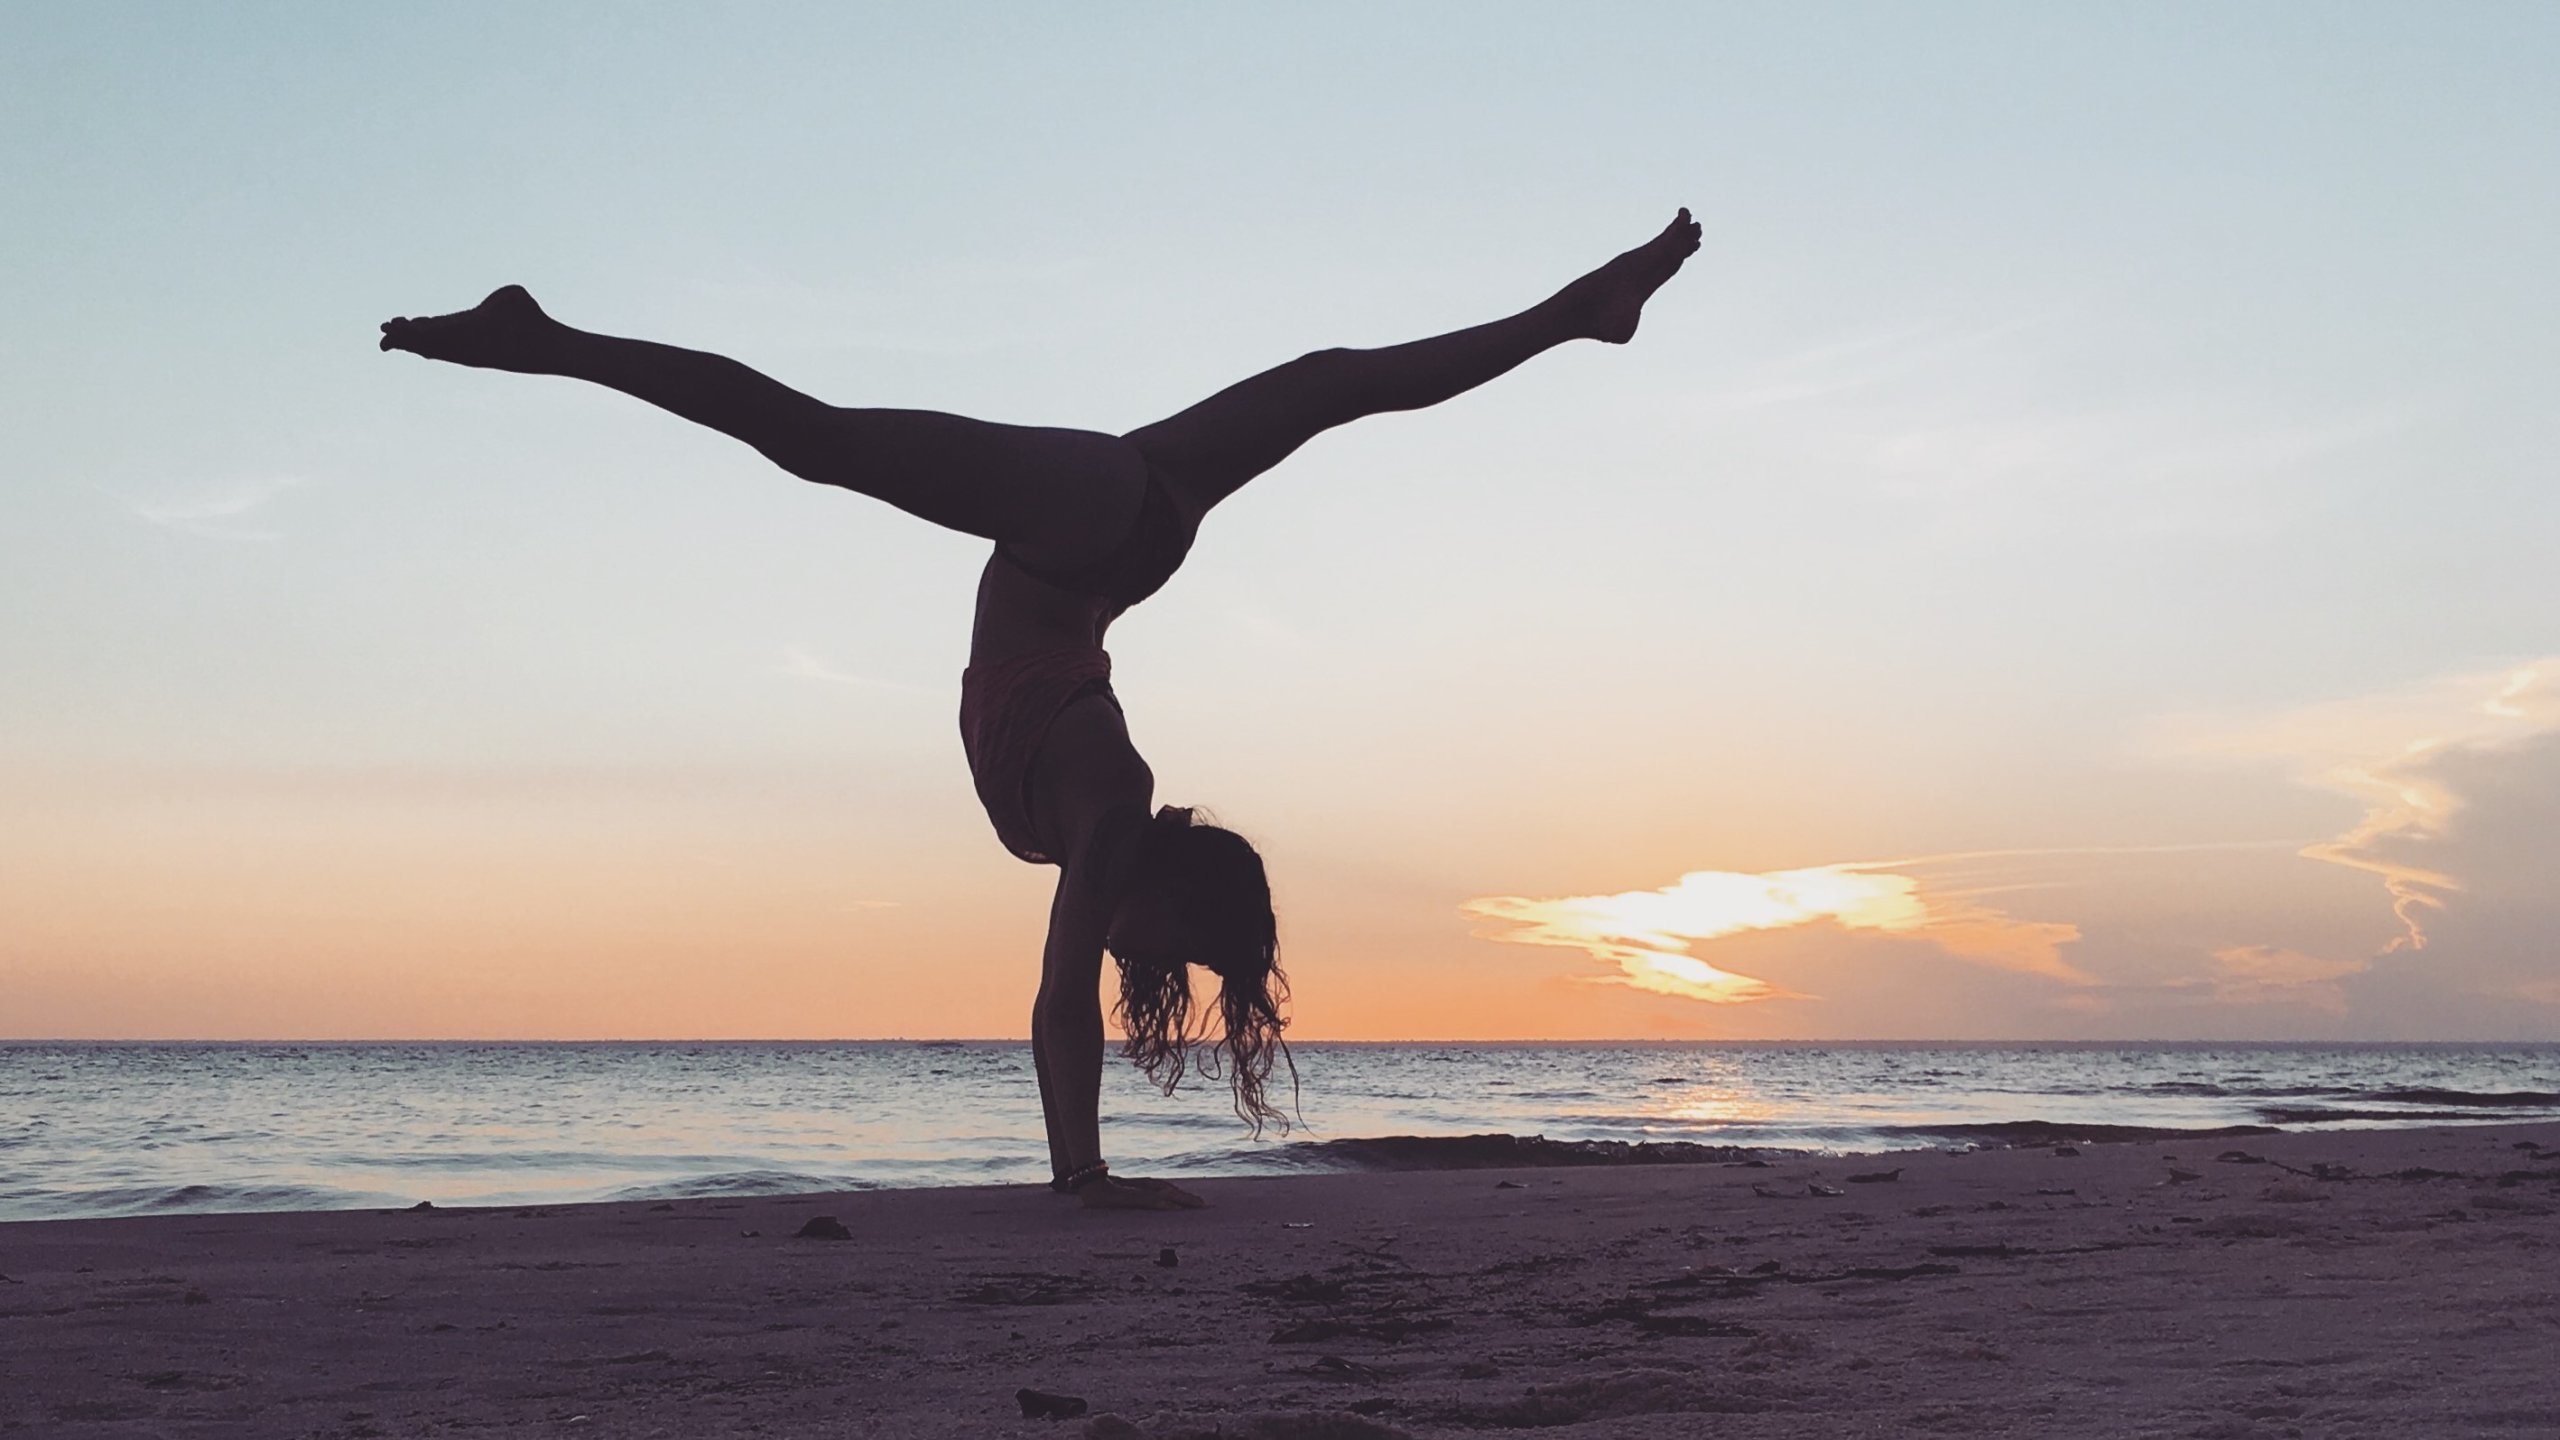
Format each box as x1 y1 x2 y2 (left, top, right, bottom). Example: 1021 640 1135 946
5 3 2556 1039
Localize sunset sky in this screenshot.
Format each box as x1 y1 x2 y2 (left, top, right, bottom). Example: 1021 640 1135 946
6 4 2556 1040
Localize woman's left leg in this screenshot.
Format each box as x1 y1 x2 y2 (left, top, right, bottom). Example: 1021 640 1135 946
1126 209 1700 512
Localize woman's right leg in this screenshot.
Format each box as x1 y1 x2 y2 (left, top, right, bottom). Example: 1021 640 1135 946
380 287 1143 560
1127 210 1700 512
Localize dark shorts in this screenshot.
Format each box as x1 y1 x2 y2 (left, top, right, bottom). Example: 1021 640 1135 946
998 464 1197 613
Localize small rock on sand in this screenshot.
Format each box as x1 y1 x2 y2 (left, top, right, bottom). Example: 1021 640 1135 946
1100 1413 1414 1440
793 1216 851 1241
1019 1387 1090 1420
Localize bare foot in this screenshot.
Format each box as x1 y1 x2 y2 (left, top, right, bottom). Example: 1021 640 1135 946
1562 208 1703 344
378 285 562 372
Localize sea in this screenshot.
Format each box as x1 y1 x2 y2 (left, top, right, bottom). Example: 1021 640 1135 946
4 1041 2558 1222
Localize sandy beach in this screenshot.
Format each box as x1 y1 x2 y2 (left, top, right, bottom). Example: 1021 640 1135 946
6 1121 2558 1439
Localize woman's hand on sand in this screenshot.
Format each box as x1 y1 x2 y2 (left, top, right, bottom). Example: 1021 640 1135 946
1079 1176 1207 1210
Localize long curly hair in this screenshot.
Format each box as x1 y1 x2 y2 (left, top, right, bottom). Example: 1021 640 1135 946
1110 806 1298 1135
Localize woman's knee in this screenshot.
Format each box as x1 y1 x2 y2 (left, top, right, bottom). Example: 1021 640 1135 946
1291 347 1361 381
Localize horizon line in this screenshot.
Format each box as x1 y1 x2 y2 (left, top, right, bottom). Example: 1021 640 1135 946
6 1035 2555 1047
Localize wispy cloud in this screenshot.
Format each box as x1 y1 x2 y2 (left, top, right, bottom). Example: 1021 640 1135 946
2201 944 2369 1014
1224 606 1314 652
115 474 308 541
1464 857 2086 1005
675 257 1092 358
2156 659 2560 950
778 645 931 695
1684 307 2433 540
1863 405 2416 521
1689 312 2061 416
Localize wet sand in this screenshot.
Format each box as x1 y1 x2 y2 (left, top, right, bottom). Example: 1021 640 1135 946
6 1121 2559 1439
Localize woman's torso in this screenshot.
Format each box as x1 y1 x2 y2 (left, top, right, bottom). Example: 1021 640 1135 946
960 556 1152 866
959 457 1207 862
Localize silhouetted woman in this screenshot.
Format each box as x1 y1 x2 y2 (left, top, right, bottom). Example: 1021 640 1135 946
380 210 1700 1210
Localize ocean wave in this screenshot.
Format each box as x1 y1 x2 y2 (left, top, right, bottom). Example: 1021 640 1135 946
1269 1133 1775 1172
1873 1120 2278 1146
5 1180 408 1219
602 1169 878 1202
2113 1081 2336 1099
2367 1088 2560 1109
2256 1104 2557 1125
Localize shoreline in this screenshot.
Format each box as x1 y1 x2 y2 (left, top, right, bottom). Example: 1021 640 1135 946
8 1120 2558 1437
26 1115 2560 1225
15 1040 2558 1226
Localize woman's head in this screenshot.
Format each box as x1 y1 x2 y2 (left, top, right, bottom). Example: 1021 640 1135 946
1107 806 1296 1134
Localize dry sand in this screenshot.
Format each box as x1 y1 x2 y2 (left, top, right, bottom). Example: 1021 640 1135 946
6 1122 2559 1439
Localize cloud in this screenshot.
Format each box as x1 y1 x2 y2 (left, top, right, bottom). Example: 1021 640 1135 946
2201 944 2369 1014
778 645 930 695
2360 728 2560 1015
2160 659 2560 950
116 474 308 540
1224 606 1315 653
674 258 1090 357
1464 859 2085 1005
1681 307 2430 540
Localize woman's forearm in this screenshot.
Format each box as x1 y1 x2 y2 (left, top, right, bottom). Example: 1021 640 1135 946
1032 980 1105 1172
1033 864 1113 1178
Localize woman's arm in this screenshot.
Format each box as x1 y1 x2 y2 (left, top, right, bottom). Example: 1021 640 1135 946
1030 868 1109 1180
1023 695 1204 1209
1029 858 1206 1212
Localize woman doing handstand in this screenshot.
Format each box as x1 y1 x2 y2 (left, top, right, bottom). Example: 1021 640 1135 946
380 210 1701 1210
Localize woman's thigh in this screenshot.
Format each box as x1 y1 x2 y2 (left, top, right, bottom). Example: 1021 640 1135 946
1121 349 1364 514
804 407 1147 562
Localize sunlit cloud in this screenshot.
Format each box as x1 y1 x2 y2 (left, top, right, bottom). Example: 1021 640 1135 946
2158 659 2560 950
2202 944 2369 1015
1464 861 2086 1005
115 474 308 541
